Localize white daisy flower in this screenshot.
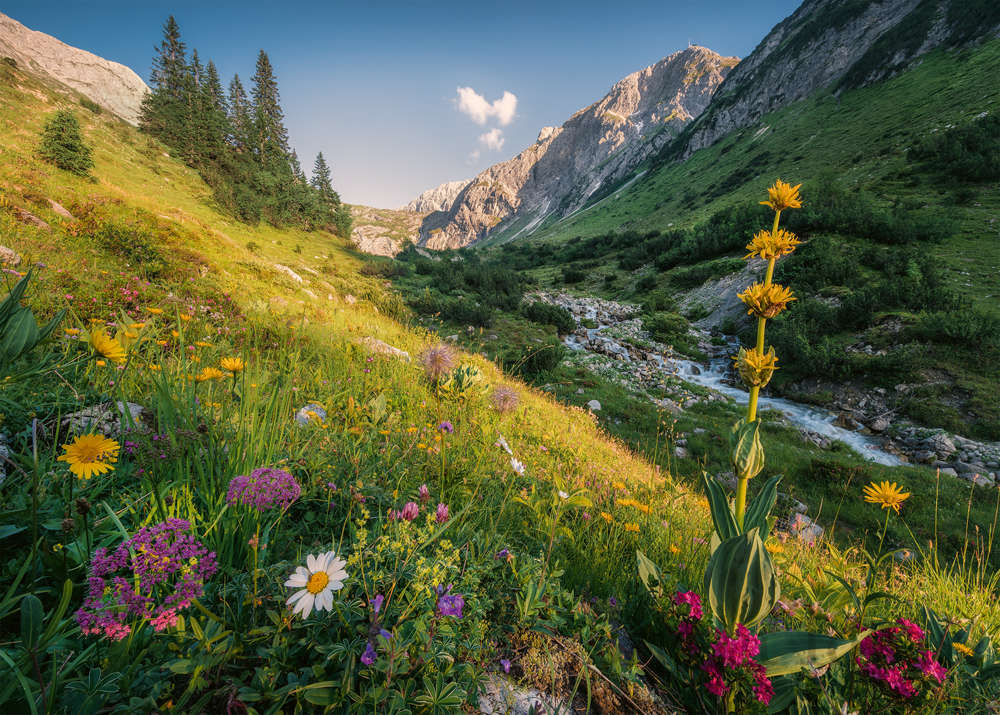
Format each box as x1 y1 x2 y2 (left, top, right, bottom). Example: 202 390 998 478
284 551 348 618
511 457 525 475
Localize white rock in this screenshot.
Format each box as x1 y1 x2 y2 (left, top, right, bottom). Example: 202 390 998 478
586 399 602 412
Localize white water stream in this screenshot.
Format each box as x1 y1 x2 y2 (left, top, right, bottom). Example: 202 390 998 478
566 328 903 467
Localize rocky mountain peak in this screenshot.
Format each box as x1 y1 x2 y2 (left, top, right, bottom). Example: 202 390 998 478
0 11 148 124
402 179 470 213
418 45 737 250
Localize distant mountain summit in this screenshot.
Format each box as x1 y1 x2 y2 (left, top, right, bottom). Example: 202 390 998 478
0 11 148 124
403 180 469 213
418 45 737 250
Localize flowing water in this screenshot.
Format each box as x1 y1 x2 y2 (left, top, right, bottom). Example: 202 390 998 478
566 326 903 467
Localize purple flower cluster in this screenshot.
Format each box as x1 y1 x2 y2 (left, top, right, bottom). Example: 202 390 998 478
436 585 465 618
857 619 948 699
435 503 449 523
76 519 217 641
226 467 301 511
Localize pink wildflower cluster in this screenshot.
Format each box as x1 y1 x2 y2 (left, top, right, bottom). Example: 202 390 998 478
227 467 301 511
76 519 217 641
668 590 773 706
857 618 947 700
389 501 420 522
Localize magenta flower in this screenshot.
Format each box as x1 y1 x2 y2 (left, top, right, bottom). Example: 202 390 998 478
435 503 449 523
418 484 431 503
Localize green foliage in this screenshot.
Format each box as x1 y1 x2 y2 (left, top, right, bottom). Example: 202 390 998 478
501 336 566 380
79 98 102 115
38 110 94 176
521 300 575 335
0 271 65 371
910 113 1000 182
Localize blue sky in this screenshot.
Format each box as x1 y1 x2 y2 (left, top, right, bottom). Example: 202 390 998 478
5 1 802 207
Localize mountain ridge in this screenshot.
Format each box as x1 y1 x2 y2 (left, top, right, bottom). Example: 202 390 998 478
416 45 737 250
0 11 148 125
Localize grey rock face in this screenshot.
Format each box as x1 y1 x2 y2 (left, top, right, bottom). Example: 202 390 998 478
402 180 470 213
0 11 149 124
420 46 737 249
677 0 1000 160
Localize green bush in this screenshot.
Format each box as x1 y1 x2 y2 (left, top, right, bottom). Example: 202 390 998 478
39 110 94 176
521 301 575 335
409 290 494 327
80 98 102 115
93 220 167 278
562 267 586 283
502 337 566 379
909 113 1000 182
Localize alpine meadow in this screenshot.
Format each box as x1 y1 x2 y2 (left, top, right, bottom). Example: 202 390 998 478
3 2 1000 713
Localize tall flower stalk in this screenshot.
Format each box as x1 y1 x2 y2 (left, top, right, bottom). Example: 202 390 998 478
732 180 802 527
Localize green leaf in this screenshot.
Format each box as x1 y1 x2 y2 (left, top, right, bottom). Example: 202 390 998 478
643 640 677 675
20 594 43 650
744 474 782 537
701 472 738 541
759 630 869 677
636 550 664 599
766 675 800 714
730 418 765 482
703 528 779 631
0 525 26 540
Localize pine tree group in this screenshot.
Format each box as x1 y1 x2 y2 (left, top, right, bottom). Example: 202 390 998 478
140 16 351 235
39 110 94 176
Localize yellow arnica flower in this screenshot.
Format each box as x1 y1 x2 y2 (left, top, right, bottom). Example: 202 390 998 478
624 523 640 533
195 341 212 348
64 328 80 336
600 512 612 522
760 179 803 211
953 642 975 658
733 346 779 388
863 480 911 513
58 434 120 479
744 228 802 260
739 282 796 319
179 314 193 322
147 307 163 315
89 328 126 364
220 357 244 373
195 367 226 382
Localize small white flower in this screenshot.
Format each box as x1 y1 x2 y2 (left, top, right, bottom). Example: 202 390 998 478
558 491 569 500
510 457 525 475
285 551 348 618
496 434 513 455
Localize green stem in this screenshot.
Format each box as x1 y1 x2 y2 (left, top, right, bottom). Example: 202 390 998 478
734 478 748 530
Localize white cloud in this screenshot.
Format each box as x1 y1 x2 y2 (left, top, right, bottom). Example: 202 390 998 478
479 128 505 152
456 87 518 126
468 149 481 162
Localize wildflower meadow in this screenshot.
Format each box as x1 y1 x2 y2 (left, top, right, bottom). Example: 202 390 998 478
2 182 1000 715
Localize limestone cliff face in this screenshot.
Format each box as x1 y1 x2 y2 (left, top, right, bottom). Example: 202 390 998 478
0 11 148 124
403 180 470 213
676 0 1000 159
420 46 737 250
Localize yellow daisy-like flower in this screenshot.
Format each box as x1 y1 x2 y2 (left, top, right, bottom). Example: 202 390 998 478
760 179 803 211
64 328 80 336
129 322 146 330
195 341 212 348
733 346 779 388
57 434 120 480
220 357 244 373
600 512 612 522
953 642 975 658
147 307 164 315
179 314 193 322
738 282 796 319
156 339 168 346
744 228 802 260
624 523 640 533
863 481 911 513
89 328 126 364
171 330 180 338
195 367 226 382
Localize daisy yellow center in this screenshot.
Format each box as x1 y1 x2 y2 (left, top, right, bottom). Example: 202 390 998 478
306 571 329 594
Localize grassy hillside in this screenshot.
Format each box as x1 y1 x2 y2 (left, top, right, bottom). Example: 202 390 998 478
2 52 1000 713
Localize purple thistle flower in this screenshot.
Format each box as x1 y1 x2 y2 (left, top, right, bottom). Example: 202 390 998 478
438 421 454 434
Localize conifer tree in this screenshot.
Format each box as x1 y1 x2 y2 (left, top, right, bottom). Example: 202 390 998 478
227 74 252 153
39 110 93 175
201 60 230 161
310 152 338 203
140 16 188 145
250 50 290 166
289 149 307 183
